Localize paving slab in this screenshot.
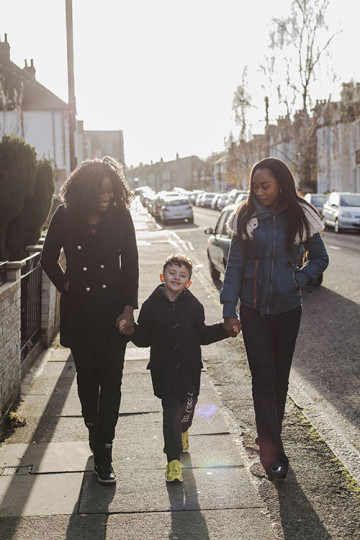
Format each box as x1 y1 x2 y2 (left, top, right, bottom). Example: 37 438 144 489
79 465 259 514
0 514 107 540
106 508 276 540
0 472 84 516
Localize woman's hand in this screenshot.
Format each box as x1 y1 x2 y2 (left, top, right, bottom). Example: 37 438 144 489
223 317 241 337
116 305 134 335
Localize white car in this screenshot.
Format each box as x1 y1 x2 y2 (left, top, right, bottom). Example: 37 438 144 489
303 193 328 215
322 192 360 233
160 196 194 224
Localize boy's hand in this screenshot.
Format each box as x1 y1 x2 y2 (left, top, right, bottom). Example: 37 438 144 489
223 317 241 338
116 306 135 335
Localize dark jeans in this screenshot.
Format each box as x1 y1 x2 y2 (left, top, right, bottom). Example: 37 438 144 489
71 339 126 444
162 392 198 462
240 304 302 472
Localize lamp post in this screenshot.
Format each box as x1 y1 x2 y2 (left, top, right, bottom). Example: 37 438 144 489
65 0 77 171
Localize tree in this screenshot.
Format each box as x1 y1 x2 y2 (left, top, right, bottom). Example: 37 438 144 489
260 0 339 189
232 66 252 142
0 136 56 260
0 135 37 260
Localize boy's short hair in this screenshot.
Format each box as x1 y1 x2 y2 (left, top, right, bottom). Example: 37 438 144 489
163 254 193 278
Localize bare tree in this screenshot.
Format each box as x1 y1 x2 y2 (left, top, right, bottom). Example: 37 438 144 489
260 0 340 189
232 66 252 141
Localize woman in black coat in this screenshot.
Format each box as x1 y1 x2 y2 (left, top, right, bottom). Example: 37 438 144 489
41 157 138 485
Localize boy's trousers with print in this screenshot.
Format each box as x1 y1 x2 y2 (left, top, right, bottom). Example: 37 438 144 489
240 304 302 473
162 392 198 462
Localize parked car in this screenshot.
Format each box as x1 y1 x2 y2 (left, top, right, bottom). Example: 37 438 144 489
204 204 235 280
160 196 193 224
204 204 324 286
200 192 217 208
226 189 248 206
217 193 230 211
322 192 360 233
303 193 328 215
234 192 249 205
211 193 222 210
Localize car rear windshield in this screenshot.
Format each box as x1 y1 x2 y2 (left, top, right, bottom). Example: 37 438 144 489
340 194 360 207
312 195 327 204
165 199 189 206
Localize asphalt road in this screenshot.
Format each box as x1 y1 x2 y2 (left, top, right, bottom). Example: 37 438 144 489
157 206 360 472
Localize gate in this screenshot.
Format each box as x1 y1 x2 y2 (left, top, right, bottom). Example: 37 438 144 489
20 252 42 362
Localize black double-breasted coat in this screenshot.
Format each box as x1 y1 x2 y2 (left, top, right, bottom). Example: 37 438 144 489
131 284 227 397
41 204 139 349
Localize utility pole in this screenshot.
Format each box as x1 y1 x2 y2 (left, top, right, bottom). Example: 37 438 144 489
65 0 77 171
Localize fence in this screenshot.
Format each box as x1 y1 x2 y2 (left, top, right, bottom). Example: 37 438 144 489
20 252 42 363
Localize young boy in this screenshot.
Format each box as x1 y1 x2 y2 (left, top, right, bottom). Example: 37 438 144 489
120 254 231 483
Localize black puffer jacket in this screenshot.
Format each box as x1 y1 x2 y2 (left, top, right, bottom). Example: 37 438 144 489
132 284 227 397
41 204 138 348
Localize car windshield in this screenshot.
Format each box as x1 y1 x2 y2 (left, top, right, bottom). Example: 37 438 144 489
340 194 360 207
311 195 327 204
164 199 189 206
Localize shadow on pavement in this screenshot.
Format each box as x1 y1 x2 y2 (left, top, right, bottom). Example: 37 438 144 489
166 455 209 540
275 467 331 540
1 353 75 538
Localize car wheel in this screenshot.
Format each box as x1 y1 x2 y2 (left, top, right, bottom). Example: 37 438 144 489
334 219 341 233
208 256 220 281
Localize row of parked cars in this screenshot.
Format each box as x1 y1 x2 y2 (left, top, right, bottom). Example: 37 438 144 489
204 190 360 286
135 187 194 224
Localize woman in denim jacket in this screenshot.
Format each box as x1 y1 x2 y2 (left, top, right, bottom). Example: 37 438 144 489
220 157 329 481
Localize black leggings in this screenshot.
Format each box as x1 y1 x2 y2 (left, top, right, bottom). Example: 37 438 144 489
71 339 126 444
162 393 198 462
240 305 302 472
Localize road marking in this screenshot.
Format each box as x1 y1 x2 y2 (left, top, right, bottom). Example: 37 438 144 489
328 245 341 250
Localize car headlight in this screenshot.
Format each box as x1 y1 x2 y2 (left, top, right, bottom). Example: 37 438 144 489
341 210 351 218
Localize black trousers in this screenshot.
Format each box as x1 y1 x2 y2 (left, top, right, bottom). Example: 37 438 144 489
162 393 198 462
240 304 302 472
71 338 126 444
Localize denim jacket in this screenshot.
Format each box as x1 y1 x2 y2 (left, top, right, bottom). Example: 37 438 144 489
220 201 329 317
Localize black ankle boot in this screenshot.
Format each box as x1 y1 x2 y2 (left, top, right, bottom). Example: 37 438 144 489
85 422 97 454
266 464 287 481
94 443 116 485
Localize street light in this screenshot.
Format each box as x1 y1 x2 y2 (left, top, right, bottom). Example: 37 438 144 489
65 0 77 171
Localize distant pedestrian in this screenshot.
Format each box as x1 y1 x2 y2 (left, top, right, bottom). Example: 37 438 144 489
41 157 138 485
120 254 234 483
221 157 329 481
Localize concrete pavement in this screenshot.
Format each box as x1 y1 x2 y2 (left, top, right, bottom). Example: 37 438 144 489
0 204 276 540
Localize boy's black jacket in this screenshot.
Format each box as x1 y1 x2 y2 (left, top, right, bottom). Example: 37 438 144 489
131 283 227 397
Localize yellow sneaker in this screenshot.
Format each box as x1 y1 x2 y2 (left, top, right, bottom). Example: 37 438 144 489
166 459 183 483
181 429 189 453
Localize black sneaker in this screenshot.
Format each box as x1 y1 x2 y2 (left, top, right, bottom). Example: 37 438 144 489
94 443 116 485
266 464 286 481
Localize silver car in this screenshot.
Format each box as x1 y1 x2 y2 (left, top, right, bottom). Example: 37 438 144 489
322 192 360 233
160 196 194 224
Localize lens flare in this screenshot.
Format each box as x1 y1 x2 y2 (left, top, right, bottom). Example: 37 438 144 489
196 403 218 419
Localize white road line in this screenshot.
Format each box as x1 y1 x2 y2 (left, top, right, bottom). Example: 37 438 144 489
328 245 341 250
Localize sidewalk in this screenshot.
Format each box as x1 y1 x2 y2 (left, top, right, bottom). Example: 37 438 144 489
0 206 276 540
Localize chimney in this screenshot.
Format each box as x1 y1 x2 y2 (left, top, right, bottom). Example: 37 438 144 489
0 33 10 61
23 58 36 79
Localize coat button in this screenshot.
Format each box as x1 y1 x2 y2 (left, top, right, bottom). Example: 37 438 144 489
102 284 107 289
83 267 87 272
100 264 105 269
77 245 82 250
85 287 90 292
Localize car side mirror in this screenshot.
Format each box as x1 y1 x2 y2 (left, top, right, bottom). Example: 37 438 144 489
204 227 214 235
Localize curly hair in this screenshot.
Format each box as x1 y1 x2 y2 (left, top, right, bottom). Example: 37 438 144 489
163 254 193 278
60 156 133 216
235 157 318 249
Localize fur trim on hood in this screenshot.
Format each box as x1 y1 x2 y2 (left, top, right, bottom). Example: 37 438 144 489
227 202 324 245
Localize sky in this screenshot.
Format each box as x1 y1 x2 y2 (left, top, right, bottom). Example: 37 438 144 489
1 0 359 167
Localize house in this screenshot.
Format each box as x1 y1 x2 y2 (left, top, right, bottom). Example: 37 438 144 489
0 34 81 194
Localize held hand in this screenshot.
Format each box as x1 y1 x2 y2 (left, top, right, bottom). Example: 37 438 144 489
223 317 241 338
116 306 134 335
